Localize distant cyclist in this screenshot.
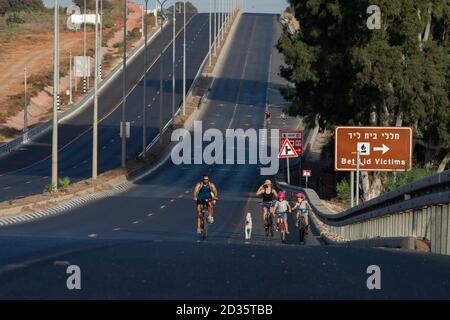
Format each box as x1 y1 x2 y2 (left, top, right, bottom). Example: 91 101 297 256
272 192 291 234
264 111 272 127
256 179 278 227
194 175 218 234
292 192 311 234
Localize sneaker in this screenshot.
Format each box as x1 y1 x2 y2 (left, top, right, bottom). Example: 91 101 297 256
208 216 214 224
197 228 202 235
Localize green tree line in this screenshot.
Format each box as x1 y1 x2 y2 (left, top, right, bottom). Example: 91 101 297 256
0 0 45 15
278 0 450 199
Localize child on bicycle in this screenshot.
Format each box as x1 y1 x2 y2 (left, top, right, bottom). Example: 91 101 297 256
272 192 292 234
292 192 311 234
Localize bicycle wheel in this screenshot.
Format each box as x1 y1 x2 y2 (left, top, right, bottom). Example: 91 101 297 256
202 207 208 240
299 225 305 243
280 220 286 243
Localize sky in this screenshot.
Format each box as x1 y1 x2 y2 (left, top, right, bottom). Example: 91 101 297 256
43 0 288 14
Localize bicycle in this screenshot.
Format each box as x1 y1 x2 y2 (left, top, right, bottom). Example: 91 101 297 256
277 213 287 243
199 199 211 241
262 202 275 238
297 213 306 244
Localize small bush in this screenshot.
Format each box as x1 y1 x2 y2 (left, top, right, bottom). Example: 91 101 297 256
44 183 56 194
6 12 26 26
59 177 71 190
103 17 114 29
336 178 350 201
385 167 435 192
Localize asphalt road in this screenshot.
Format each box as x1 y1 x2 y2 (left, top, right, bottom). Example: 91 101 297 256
0 14 450 300
0 12 222 202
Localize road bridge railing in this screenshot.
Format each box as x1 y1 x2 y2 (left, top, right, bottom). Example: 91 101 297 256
276 170 450 255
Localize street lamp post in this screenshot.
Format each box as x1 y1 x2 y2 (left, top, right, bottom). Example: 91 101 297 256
92 0 99 180
209 0 212 67
24 67 28 141
69 52 73 104
121 0 127 168
52 0 59 189
214 0 217 56
172 0 176 118
157 0 169 145
182 0 186 116
143 0 149 157
83 0 87 94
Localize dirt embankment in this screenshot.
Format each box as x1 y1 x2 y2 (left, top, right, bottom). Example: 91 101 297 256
0 2 152 143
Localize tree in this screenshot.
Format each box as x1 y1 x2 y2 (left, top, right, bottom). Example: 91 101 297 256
0 0 45 15
278 0 450 200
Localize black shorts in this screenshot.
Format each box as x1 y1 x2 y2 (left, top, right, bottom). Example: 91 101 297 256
197 199 212 206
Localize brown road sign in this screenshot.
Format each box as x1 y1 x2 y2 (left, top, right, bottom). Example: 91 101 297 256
335 127 412 172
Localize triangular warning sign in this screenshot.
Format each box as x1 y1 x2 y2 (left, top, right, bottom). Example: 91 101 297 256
278 139 298 158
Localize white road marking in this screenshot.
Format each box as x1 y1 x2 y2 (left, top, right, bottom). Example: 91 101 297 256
185 190 190 194
113 228 121 231
25 181 31 184
147 213 153 217
160 205 165 209
88 234 98 238
132 221 140 225
170 199 175 203
3 186 11 190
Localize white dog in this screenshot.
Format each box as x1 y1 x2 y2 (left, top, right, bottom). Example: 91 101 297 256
245 212 253 241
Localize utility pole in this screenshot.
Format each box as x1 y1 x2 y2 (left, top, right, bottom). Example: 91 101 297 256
214 0 217 56
69 52 73 104
141 3 145 39
92 0 99 180
24 67 28 141
99 0 103 79
172 0 176 118
182 0 186 116
121 0 127 168
143 0 149 157
209 0 212 66
83 0 87 94
52 0 59 189
157 0 168 146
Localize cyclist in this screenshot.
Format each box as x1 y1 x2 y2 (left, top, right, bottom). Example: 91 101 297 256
194 175 218 234
264 111 272 127
256 179 278 227
272 192 291 234
292 192 311 234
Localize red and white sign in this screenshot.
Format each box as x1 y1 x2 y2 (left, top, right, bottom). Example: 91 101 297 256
302 170 312 177
278 139 298 159
280 130 304 155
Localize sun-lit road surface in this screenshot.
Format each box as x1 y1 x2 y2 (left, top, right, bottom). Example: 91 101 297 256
0 13 450 299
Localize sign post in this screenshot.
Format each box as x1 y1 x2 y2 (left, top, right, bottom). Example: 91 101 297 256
279 130 303 185
335 126 413 206
278 139 298 185
302 170 312 188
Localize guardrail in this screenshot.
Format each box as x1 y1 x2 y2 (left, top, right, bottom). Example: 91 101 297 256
0 20 169 159
276 170 450 255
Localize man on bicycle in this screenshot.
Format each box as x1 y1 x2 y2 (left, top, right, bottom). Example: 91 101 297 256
272 192 291 234
256 179 278 228
293 192 311 234
194 175 218 234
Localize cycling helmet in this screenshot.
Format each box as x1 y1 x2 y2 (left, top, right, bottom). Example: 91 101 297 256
296 192 305 199
277 192 286 199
